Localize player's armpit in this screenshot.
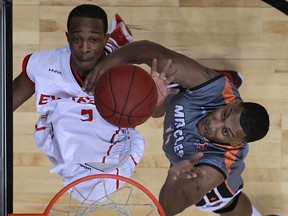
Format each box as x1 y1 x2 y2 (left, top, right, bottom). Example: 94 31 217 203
159 163 224 216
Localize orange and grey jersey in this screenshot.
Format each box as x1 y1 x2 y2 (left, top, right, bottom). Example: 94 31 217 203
163 75 247 211
21 46 88 114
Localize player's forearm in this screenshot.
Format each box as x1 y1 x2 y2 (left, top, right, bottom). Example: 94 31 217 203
105 40 164 66
110 40 209 88
159 176 191 216
104 40 211 89
159 169 211 215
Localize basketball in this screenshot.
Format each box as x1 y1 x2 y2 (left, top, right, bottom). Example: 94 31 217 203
94 64 158 128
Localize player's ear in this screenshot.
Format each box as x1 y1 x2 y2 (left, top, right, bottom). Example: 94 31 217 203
65 32 69 42
104 33 110 46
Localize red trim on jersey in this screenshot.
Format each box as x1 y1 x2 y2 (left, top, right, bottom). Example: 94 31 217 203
102 129 122 163
22 54 35 85
130 155 137 166
102 144 114 163
70 55 84 86
35 124 46 131
115 168 120 189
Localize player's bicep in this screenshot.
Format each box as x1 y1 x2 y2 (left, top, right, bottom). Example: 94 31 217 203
13 72 35 111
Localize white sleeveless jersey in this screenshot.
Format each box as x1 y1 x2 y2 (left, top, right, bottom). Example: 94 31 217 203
23 46 146 201
34 97 145 201
22 46 88 114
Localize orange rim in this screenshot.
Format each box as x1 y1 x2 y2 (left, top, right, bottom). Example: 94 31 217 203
10 174 166 216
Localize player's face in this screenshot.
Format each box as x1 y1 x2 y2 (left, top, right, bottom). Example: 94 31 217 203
66 16 108 76
197 103 247 147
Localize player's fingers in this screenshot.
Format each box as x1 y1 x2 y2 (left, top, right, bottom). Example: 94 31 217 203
159 59 172 80
85 71 99 93
176 169 198 180
182 166 206 179
87 69 107 95
185 173 198 179
151 58 158 77
197 167 206 175
164 69 180 86
168 88 180 95
82 73 92 92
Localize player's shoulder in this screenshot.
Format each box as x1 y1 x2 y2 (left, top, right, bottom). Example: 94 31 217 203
28 45 70 61
23 45 71 74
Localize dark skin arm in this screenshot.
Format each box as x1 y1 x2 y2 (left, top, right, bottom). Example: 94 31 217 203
160 152 224 216
83 40 219 94
13 72 35 111
84 42 223 215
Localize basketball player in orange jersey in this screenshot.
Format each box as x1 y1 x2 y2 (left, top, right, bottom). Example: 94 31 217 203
82 41 274 216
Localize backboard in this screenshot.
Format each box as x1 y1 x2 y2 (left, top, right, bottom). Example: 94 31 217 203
0 0 13 215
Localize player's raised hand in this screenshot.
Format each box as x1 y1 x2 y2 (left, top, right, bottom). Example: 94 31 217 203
168 152 206 181
150 58 179 107
83 64 106 95
83 54 116 95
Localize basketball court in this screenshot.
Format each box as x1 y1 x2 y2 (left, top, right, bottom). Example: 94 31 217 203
2 0 288 215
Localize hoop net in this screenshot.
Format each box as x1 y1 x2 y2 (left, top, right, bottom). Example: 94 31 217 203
9 174 166 216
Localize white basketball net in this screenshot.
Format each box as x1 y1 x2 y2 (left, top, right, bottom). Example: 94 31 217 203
48 175 162 216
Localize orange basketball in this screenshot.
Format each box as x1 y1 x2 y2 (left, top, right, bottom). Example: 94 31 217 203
94 64 158 128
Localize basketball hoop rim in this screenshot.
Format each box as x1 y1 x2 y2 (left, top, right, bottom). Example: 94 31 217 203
9 174 166 216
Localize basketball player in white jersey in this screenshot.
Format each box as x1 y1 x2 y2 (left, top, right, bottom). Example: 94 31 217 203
12 3 179 203
35 96 145 201
33 59 178 201
12 3 136 203
13 4 133 112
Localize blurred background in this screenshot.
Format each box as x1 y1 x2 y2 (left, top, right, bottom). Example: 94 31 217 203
12 0 288 215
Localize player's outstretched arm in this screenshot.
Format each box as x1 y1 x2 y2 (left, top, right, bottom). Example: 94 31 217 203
83 40 219 94
159 152 224 216
13 72 35 111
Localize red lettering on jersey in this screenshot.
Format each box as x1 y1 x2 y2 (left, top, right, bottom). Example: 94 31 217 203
87 98 95 105
38 94 61 105
76 97 89 104
74 96 95 105
38 95 95 106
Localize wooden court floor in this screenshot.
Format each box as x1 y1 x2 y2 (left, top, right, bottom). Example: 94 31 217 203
12 0 288 215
